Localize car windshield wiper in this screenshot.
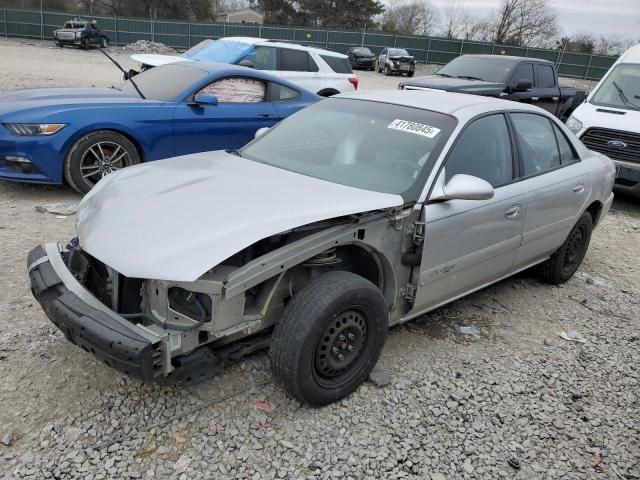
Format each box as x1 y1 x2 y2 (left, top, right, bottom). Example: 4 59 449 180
228 149 243 157
434 73 453 78
456 75 485 81
612 81 640 110
96 48 146 100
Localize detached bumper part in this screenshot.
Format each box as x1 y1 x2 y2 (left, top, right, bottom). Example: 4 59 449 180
28 244 161 380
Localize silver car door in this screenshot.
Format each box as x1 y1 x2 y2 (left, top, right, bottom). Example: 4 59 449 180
509 113 590 268
413 113 527 311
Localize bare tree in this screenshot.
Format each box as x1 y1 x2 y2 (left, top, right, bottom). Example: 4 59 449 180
492 0 557 47
440 0 466 39
381 0 437 36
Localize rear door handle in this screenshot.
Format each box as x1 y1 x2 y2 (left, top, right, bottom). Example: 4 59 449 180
505 205 522 219
573 184 585 194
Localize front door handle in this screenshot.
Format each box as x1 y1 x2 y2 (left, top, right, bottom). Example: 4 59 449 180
258 113 275 119
505 205 522 219
573 184 585 194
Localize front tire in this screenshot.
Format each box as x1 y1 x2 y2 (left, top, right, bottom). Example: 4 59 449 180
538 212 593 284
81 37 90 50
384 65 391 76
270 271 388 406
377 61 382 73
64 131 140 194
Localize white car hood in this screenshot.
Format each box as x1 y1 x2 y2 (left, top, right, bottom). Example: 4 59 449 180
574 101 640 134
77 151 403 282
130 53 189 67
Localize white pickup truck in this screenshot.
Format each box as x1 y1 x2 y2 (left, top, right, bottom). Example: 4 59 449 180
566 43 640 197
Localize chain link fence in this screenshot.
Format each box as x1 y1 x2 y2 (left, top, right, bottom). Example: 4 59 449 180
0 7 618 81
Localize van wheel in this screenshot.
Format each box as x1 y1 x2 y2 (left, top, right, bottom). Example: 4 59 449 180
64 131 140 194
538 212 593 284
270 271 388 406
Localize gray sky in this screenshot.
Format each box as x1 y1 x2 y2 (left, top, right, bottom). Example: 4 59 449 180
428 0 640 39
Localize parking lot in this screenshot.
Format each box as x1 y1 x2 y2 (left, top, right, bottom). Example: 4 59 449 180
0 37 638 479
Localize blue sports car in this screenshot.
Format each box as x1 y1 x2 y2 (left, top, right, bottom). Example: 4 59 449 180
0 62 318 193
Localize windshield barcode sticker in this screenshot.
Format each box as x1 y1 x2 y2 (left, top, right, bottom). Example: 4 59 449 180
388 119 441 138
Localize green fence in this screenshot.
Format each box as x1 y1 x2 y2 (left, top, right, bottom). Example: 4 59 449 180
0 7 618 81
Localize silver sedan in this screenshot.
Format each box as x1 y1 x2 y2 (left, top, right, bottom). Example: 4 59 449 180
29 90 615 405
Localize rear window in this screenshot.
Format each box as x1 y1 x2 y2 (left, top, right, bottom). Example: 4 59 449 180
119 64 209 101
320 55 353 74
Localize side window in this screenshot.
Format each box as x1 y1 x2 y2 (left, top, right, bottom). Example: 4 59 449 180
199 77 266 103
513 63 534 86
320 55 353 74
535 64 556 88
511 113 561 176
269 82 300 102
445 114 514 187
552 123 578 164
280 49 312 71
253 46 277 70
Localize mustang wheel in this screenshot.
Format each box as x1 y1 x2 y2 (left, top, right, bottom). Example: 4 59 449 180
538 212 593 284
270 271 388 406
64 131 140 194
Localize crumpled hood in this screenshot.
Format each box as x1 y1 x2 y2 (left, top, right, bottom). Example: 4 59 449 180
77 151 403 282
401 76 504 93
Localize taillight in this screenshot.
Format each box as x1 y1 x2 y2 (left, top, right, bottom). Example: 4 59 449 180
348 77 359 90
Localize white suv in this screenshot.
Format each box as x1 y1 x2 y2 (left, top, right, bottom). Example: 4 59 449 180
130 37 359 96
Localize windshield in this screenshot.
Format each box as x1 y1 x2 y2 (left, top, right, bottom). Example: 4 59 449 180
388 49 409 57
591 64 640 111
119 64 209 101
63 22 85 29
240 98 456 197
437 56 515 82
354 48 373 55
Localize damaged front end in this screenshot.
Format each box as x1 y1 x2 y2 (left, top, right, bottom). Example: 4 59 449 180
27 241 271 383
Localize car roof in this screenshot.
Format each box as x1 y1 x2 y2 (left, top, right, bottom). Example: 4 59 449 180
219 36 347 58
619 43 640 63
458 54 554 65
336 89 549 120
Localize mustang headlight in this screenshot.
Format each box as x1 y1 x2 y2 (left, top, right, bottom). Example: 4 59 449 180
566 116 583 135
5 123 66 136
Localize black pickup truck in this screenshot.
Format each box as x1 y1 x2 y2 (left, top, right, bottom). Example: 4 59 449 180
53 19 109 49
399 54 587 120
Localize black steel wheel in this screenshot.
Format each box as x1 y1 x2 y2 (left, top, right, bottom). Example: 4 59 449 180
64 131 140 194
270 271 388 406
538 212 593 284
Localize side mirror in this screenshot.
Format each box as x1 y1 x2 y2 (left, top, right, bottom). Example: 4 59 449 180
512 78 532 92
192 93 218 106
432 174 494 201
254 127 270 139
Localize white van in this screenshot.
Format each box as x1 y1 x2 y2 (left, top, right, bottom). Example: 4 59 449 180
566 43 640 197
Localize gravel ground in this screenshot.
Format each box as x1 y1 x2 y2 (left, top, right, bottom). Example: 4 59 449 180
0 37 638 479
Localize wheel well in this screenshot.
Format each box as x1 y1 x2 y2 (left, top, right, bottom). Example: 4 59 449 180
585 201 603 226
334 245 382 289
68 128 144 163
317 88 339 97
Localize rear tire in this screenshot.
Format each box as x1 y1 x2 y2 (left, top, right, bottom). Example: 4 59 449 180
538 212 593 284
270 271 388 406
64 130 140 195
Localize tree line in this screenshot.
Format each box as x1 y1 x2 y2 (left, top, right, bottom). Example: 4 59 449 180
1 0 636 55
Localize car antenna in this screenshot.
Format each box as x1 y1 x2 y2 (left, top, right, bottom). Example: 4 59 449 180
96 48 146 100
